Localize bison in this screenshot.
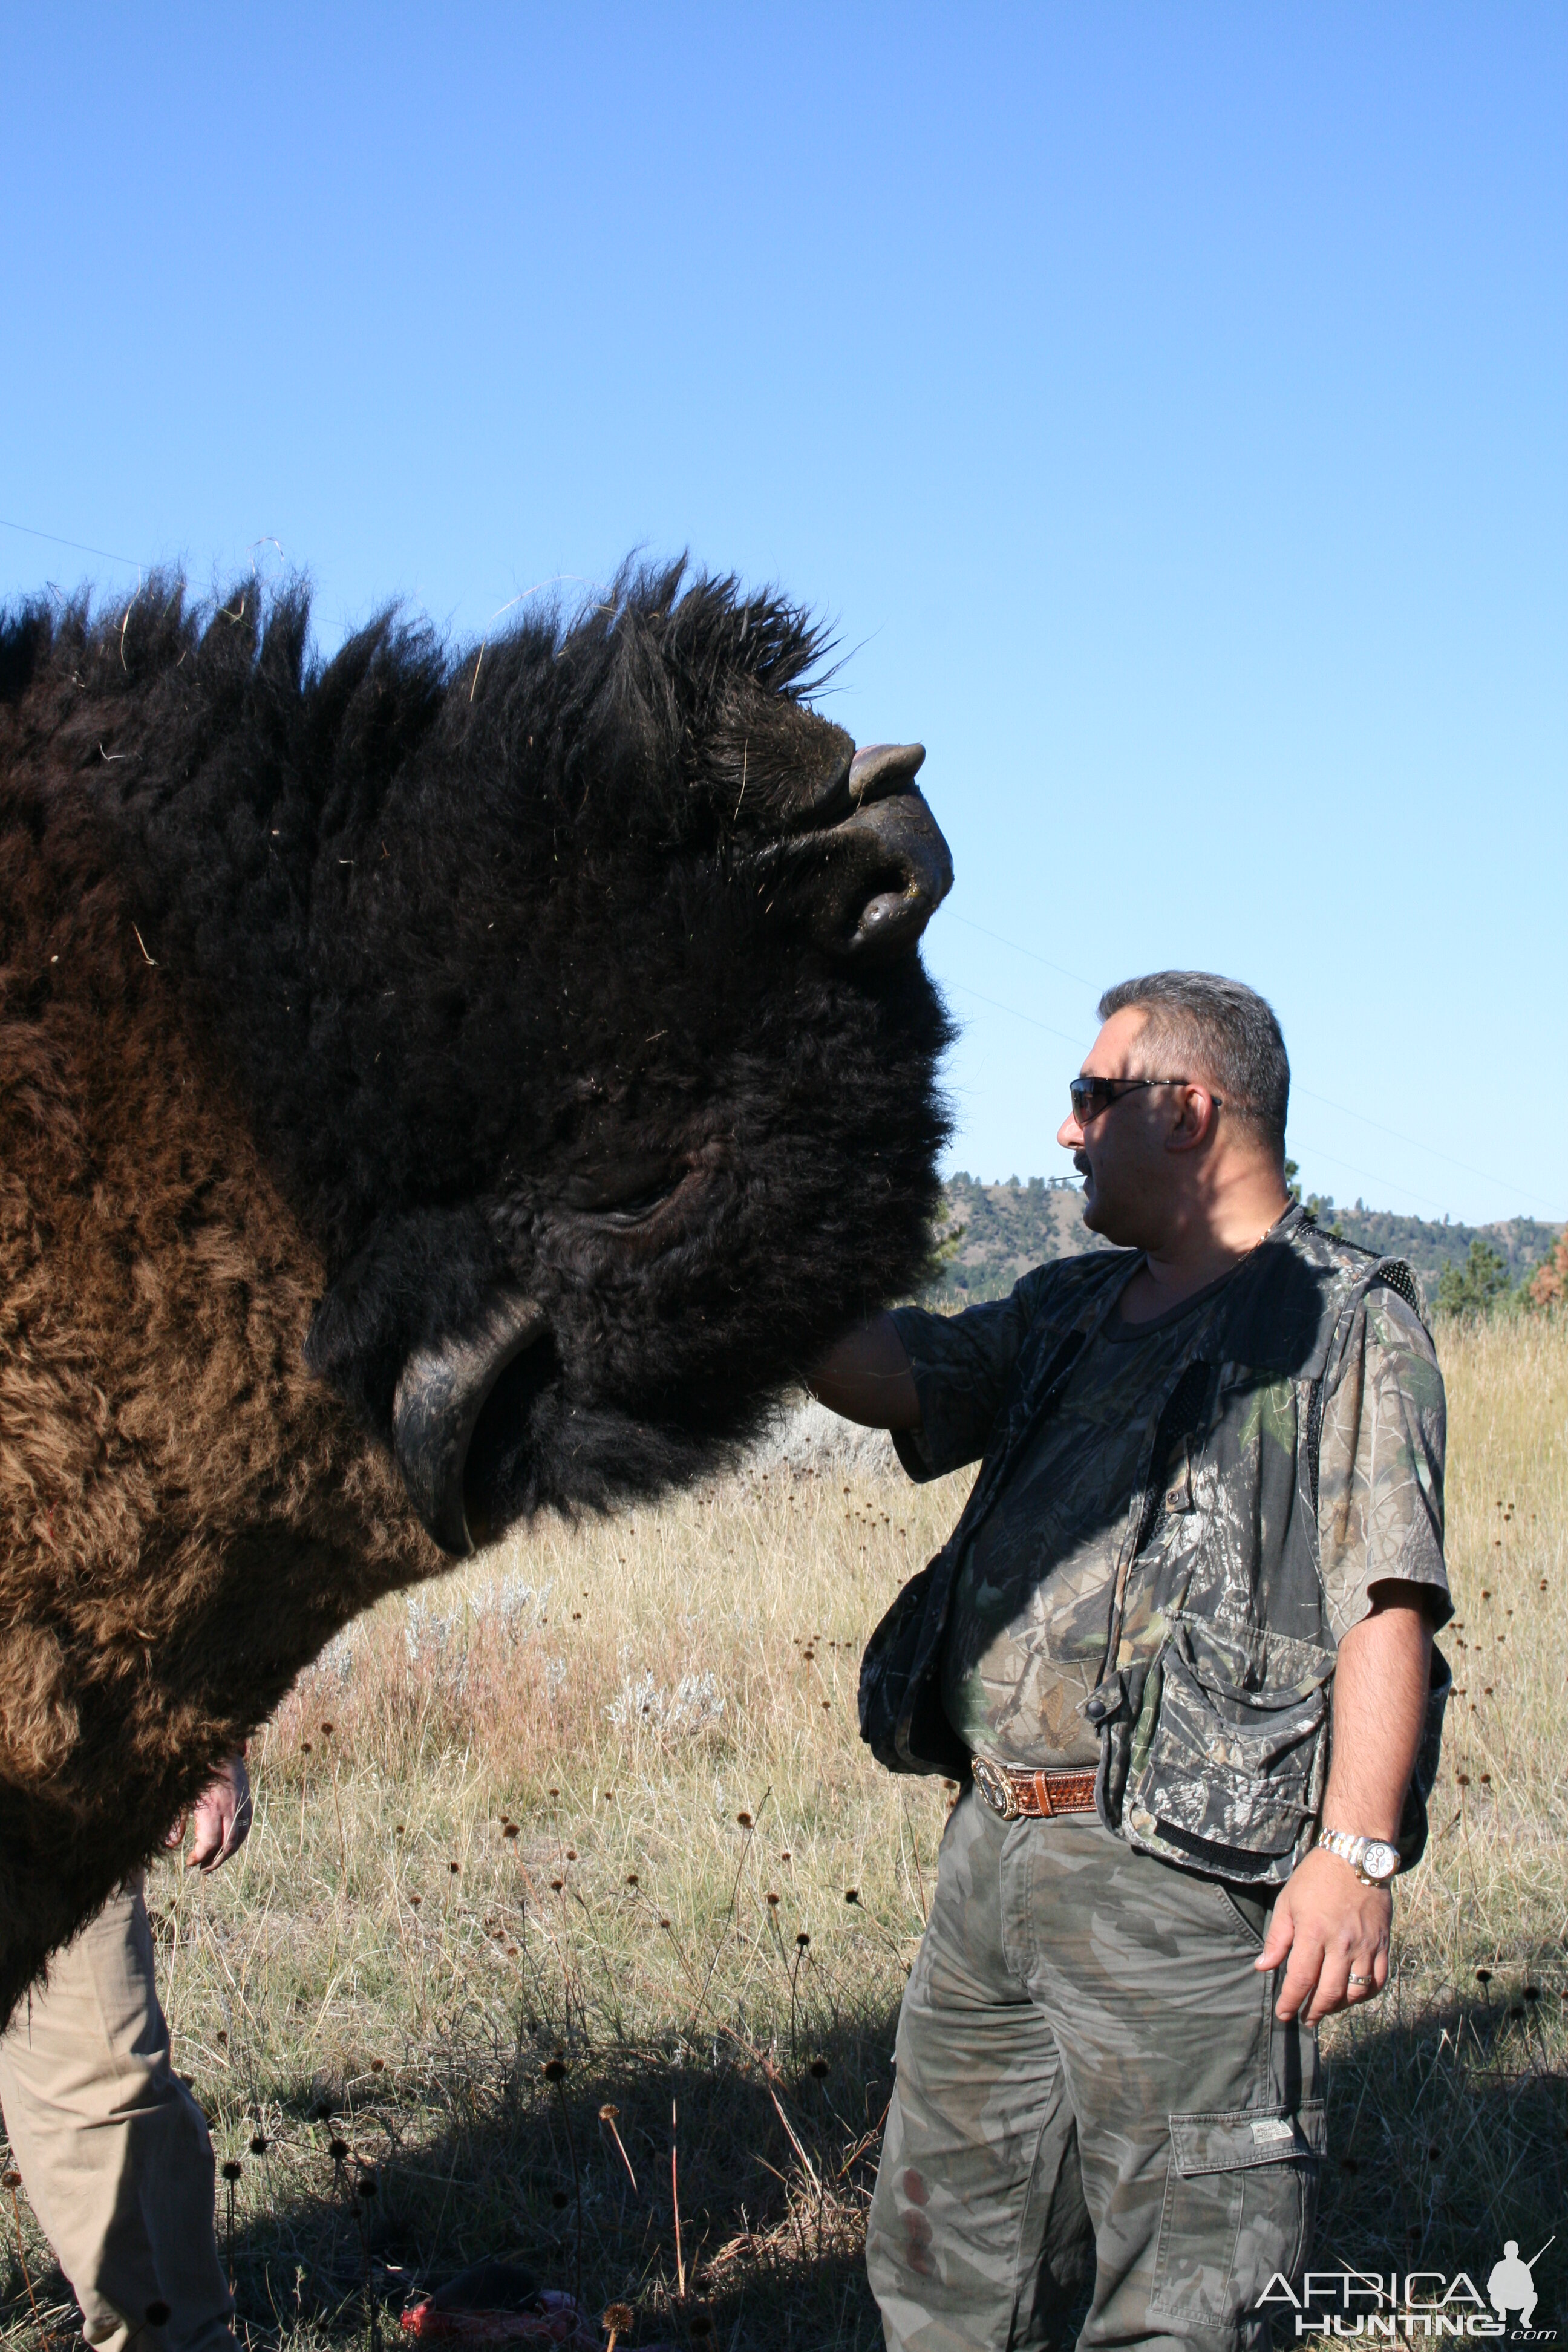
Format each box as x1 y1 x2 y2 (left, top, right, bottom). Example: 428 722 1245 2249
0 563 953 2020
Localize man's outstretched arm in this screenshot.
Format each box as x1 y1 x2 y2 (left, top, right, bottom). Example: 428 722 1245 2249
1256 1584 1434 2024
808 1312 921 1430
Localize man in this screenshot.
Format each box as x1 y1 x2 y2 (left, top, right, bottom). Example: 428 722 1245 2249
812 972 1450 2352
0 1755 251 2352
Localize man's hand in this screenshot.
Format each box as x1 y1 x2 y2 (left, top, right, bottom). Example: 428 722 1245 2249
1255 1847 1390 2024
164 1752 253 1873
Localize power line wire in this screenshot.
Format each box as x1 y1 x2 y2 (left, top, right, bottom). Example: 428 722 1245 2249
0 517 144 572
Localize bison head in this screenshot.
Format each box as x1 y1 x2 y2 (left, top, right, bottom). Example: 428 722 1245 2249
100 563 953 1550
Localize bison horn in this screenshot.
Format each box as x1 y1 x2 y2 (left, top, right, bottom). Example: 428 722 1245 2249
848 742 926 803
392 1292 548 1557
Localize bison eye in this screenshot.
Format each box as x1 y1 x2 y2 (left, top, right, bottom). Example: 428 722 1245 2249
590 1175 687 1227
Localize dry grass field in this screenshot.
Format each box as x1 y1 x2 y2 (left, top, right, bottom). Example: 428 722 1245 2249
2 1318 1564 2349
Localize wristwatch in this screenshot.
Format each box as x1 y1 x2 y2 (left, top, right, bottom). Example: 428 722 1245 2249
1318 1828 1400 1885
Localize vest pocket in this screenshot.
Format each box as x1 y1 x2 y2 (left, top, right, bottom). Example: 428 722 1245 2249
1132 1621 1330 1860
1149 2102 1325 2328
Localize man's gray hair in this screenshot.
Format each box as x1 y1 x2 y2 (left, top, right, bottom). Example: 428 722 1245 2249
1097 971 1290 1158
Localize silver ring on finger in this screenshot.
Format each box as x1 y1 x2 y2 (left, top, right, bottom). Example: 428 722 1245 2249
1347 1971 1375 1988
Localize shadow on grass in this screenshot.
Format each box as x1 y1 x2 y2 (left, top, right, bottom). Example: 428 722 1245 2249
1312 1962 1566 2331
222 2003 899 2352
5 1978 1563 2352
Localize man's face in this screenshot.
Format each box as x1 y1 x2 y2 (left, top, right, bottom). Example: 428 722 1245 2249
1056 1007 1189 1246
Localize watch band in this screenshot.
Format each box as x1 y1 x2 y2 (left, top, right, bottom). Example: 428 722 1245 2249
1319 1828 1400 1884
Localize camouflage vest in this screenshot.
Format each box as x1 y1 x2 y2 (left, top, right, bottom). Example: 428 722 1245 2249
858 1210 1451 1887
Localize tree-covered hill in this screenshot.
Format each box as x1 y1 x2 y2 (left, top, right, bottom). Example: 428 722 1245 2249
923 1174 1561 1308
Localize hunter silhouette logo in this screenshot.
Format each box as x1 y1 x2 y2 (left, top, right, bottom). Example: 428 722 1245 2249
1488 2239 1552 2332
1256 2240 1558 2338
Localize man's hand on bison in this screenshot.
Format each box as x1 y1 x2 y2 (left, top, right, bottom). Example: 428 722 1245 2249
165 1753 253 1873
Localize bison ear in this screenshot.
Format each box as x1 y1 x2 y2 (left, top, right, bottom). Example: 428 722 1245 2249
391 1292 548 1557
305 1218 547 1558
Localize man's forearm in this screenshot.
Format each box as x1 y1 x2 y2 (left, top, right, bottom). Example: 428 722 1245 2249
1259 1582 1436 2023
807 1312 921 1430
1321 1583 1434 1839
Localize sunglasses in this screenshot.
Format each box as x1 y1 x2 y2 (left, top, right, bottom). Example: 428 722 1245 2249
1068 1076 1221 1124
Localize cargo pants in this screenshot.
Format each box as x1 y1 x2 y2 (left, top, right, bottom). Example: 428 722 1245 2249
866 1795 1324 2352
0 1879 235 2352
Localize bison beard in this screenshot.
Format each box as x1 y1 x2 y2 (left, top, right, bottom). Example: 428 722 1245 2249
0 563 953 2022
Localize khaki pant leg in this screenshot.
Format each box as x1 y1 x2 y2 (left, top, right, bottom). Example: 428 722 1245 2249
0 1878 235 2352
866 1794 1095 2352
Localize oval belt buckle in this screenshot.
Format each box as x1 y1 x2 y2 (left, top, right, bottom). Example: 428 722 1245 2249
970 1755 1020 1821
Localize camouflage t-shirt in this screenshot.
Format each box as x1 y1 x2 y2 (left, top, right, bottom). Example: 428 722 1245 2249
890 1252 1450 1774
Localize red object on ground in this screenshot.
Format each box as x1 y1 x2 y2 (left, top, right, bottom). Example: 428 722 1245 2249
400 2290 599 2347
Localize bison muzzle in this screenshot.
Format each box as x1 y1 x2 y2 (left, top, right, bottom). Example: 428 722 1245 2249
0 561 952 2020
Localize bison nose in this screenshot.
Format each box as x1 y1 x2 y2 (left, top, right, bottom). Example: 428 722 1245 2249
807 783 954 961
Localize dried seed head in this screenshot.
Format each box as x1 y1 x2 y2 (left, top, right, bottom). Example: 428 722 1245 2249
504 1823 520 1838
566 1848 578 1861
600 2103 620 2122
1523 1985 1540 2002
300 1741 312 1754
410 1894 422 1907
795 1931 811 1949
626 1872 639 1886
329 2137 350 2161
690 2312 715 2338
221 2158 243 2181
543 2057 568 2082
766 1891 780 1906
1 2169 21 2189
1475 1968 1493 1984
548 1786 560 1797
844 1889 860 1904
370 2057 385 2073
551 2187 570 2209
736 1811 753 1828
603 2309 635 2336
808 2057 828 2078
550 1878 564 1892
216 2028 228 2045
320 1721 333 1736
249 2134 267 2155
358 2172 379 2200
394 1824 405 1836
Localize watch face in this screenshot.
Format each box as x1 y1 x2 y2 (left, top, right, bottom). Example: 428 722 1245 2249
1362 1840 1400 1881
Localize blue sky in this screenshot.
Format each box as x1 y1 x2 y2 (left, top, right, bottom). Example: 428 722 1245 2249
3 6 1562 1225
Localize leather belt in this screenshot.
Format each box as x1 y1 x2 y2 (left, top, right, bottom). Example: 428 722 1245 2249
970 1756 1098 1822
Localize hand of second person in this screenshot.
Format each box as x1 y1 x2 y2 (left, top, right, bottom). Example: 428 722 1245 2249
1254 1846 1391 2024
165 1753 253 1873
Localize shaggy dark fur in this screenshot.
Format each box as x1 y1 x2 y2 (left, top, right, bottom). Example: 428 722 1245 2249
0 562 952 2021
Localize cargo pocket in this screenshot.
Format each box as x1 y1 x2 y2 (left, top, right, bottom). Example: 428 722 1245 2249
1132 1622 1329 1864
1149 2102 1326 2330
